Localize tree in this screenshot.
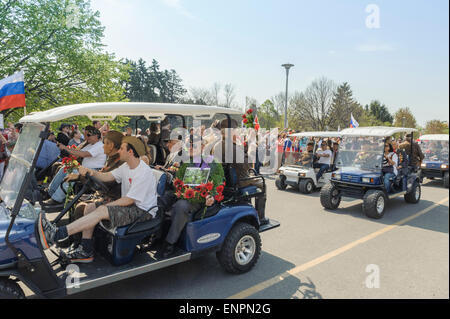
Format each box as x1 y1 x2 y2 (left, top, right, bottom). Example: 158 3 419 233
424 120 449 134
393 107 417 128
365 101 394 124
124 58 186 103
186 87 214 105
289 77 337 131
1 0 129 123
223 83 235 108
258 99 280 129
328 82 364 130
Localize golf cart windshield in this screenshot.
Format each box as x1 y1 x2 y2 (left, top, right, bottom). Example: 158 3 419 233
421 140 449 162
0 123 45 212
335 136 385 171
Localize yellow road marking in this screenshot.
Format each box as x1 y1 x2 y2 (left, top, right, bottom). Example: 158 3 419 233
228 197 449 299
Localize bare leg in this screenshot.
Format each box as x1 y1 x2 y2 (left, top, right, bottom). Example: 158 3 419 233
82 202 99 239
66 205 109 239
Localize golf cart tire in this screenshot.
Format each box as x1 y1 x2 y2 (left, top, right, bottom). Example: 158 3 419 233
0 278 25 299
299 179 314 194
363 190 387 219
275 175 287 190
320 183 341 210
444 172 449 188
404 181 421 204
216 222 261 274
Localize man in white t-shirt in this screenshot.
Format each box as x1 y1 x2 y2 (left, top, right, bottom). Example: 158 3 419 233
43 126 107 205
38 136 157 264
313 140 333 181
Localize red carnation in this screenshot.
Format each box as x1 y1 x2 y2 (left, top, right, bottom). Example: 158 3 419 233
205 182 214 191
247 109 253 114
184 188 195 199
214 194 224 202
243 118 248 124
242 114 247 119
216 185 224 193
200 190 209 198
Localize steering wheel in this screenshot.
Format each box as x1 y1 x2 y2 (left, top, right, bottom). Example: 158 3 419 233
86 173 110 193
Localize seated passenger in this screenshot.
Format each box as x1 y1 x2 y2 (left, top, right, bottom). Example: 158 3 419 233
383 143 398 193
65 131 124 249
157 136 224 258
298 142 314 166
43 125 107 205
314 141 332 181
38 136 158 264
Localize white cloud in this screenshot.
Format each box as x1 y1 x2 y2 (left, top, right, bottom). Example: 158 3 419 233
161 0 195 19
356 44 395 52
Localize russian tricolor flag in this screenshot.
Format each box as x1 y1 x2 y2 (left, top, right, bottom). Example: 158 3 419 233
0 71 26 112
350 113 359 128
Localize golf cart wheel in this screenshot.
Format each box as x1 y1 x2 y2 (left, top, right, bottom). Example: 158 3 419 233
0 278 25 299
216 222 261 274
275 175 287 190
299 179 314 194
405 181 421 204
444 172 449 188
363 190 387 219
320 183 341 210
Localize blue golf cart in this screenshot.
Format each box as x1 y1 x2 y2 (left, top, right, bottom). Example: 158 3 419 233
320 127 421 219
0 102 279 298
418 134 449 188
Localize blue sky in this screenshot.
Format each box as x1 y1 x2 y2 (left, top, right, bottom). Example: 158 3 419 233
90 0 449 126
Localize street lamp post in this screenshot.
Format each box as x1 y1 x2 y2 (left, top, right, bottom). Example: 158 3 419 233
282 63 294 130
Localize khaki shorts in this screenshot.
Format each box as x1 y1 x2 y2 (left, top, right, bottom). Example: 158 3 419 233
102 204 152 229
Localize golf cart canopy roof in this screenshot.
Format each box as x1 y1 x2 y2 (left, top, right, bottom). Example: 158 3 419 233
339 126 418 137
19 102 242 123
288 131 341 138
418 134 449 141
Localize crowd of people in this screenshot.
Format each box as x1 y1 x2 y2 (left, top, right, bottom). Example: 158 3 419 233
1 117 429 265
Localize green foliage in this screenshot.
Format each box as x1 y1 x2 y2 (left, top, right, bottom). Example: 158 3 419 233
258 99 280 129
1 0 129 123
365 101 394 124
123 58 187 103
329 82 364 130
424 120 449 134
393 107 417 128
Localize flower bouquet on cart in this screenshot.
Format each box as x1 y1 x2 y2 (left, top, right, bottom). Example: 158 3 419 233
172 164 226 219
61 146 80 205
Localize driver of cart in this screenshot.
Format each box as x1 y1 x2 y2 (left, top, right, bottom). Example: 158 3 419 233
38 136 158 264
313 141 333 180
42 126 107 206
382 142 398 193
298 141 315 166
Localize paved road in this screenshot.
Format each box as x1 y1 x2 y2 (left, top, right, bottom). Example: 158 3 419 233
24 178 449 299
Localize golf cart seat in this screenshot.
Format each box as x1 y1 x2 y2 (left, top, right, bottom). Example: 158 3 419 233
95 169 169 266
224 165 265 201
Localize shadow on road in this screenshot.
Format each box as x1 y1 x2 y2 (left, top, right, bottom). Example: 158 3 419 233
67 250 316 299
325 197 449 234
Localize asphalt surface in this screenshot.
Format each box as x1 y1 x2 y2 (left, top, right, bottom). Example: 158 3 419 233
23 177 449 299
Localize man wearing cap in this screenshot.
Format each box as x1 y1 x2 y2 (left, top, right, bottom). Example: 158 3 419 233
37 136 158 263
399 133 424 170
43 125 107 206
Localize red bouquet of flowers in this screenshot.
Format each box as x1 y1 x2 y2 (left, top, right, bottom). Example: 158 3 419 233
61 145 80 173
173 178 226 204
242 108 254 129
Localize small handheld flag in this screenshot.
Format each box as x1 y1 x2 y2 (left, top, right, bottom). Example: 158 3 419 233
0 71 26 112
350 113 359 128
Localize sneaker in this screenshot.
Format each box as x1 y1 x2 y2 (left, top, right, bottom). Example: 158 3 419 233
66 245 94 264
38 213 57 249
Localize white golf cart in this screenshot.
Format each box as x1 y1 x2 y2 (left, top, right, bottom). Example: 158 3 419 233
418 134 449 188
275 132 341 194
0 102 280 298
